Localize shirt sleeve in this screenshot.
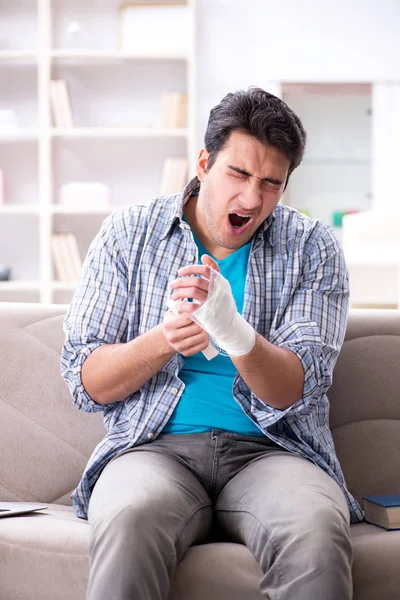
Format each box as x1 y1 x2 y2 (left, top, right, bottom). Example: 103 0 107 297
252 221 349 423
60 211 131 413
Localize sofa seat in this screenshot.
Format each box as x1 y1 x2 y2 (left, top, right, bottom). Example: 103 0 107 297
1 504 399 600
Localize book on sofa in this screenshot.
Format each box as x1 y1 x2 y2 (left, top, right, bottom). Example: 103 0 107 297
362 494 400 530
0 502 47 518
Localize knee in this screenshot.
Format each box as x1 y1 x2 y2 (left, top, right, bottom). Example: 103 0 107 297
290 506 352 564
91 497 164 543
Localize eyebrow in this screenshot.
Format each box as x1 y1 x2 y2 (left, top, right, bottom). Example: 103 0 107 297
228 165 284 187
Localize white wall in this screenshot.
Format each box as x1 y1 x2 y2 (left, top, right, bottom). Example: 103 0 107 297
195 0 400 147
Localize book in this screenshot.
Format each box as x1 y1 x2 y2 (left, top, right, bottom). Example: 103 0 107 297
51 233 70 282
363 494 400 530
161 92 187 128
159 157 188 195
51 233 82 282
64 233 83 280
50 80 74 128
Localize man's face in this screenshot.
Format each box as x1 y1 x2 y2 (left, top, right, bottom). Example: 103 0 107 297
193 131 290 258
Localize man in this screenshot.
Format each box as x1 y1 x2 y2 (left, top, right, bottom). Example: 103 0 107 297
61 87 363 600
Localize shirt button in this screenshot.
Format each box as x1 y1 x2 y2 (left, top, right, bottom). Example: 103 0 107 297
171 387 179 394
147 433 154 440
188 254 194 261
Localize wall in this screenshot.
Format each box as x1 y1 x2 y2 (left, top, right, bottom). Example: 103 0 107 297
195 0 400 146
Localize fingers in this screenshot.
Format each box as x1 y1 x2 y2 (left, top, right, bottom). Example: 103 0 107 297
201 254 220 273
169 276 209 304
169 301 200 314
164 310 197 328
172 330 210 357
162 311 209 357
176 264 212 278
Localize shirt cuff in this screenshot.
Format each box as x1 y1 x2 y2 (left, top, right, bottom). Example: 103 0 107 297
66 342 106 413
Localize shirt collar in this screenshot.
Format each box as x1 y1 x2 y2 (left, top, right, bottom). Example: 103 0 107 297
159 176 200 240
159 175 276 246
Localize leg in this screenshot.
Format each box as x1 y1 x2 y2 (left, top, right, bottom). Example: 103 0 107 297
87 449 212 600
215 451 352 600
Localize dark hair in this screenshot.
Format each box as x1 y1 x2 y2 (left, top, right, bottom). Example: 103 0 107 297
204 87 306 185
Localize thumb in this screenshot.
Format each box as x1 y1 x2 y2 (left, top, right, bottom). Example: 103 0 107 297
201 254 220 273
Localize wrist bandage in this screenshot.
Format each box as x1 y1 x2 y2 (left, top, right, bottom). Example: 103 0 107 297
168 268 256 358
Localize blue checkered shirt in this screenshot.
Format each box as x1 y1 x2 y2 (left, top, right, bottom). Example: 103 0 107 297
61 177 364 524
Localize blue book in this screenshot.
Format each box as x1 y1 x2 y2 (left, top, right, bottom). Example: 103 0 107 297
362 494 400 530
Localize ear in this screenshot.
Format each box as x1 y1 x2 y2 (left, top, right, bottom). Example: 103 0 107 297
196 148 210 182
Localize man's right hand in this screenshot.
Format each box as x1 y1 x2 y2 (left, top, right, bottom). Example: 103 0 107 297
161 310 210 357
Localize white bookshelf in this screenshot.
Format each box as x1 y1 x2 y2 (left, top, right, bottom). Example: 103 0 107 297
0 0 196 304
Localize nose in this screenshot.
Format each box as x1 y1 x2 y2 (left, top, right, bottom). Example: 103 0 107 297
238 179 263 211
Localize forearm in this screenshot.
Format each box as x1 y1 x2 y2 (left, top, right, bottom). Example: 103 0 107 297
81 324 176 405
231 332 304 410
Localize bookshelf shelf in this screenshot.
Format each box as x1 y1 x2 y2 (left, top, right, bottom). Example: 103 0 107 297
50 128 189 139
50 205 126 214
0 0 196 305
0 205 40 214
50 50 188 61
0 281 41 291
50 282 78 291
0 130 39 142
0 51 37 60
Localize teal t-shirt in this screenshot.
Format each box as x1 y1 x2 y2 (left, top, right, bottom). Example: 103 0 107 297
162 229 262 436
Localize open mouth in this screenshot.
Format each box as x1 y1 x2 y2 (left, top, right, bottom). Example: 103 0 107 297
229 213 251 229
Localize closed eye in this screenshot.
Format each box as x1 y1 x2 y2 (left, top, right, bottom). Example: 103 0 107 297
262 180 281 191
228 170 247 179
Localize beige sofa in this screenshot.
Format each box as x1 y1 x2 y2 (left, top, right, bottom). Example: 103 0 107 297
1 302 400 600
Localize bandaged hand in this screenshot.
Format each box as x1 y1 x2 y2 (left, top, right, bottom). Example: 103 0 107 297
168 255 256 357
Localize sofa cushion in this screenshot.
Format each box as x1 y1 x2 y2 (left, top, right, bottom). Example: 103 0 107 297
351 523 400 600
1 505 399 600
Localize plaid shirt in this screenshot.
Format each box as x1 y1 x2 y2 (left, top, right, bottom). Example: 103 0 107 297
61 177 363 523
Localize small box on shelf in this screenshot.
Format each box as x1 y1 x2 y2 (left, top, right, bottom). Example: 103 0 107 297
58 182 111 208
332 209 361 229
119 2 190 56
0 265 11 281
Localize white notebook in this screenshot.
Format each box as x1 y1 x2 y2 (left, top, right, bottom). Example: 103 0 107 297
0 502 47 518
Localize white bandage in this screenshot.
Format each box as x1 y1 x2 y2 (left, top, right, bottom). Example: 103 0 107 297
168 268 256 357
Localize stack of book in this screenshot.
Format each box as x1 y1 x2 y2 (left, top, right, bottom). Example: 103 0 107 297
159 157 188 196
50 80 74 128
51 233 82 282
161 92 187 128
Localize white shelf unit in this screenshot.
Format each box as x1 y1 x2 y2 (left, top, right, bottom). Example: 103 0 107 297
0 0 196 304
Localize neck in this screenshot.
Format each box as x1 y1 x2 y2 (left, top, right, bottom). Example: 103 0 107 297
184 195 232 260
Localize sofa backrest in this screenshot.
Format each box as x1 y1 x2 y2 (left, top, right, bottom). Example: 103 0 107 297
329 309 400 504
0 303 105 506
1 304 399 507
